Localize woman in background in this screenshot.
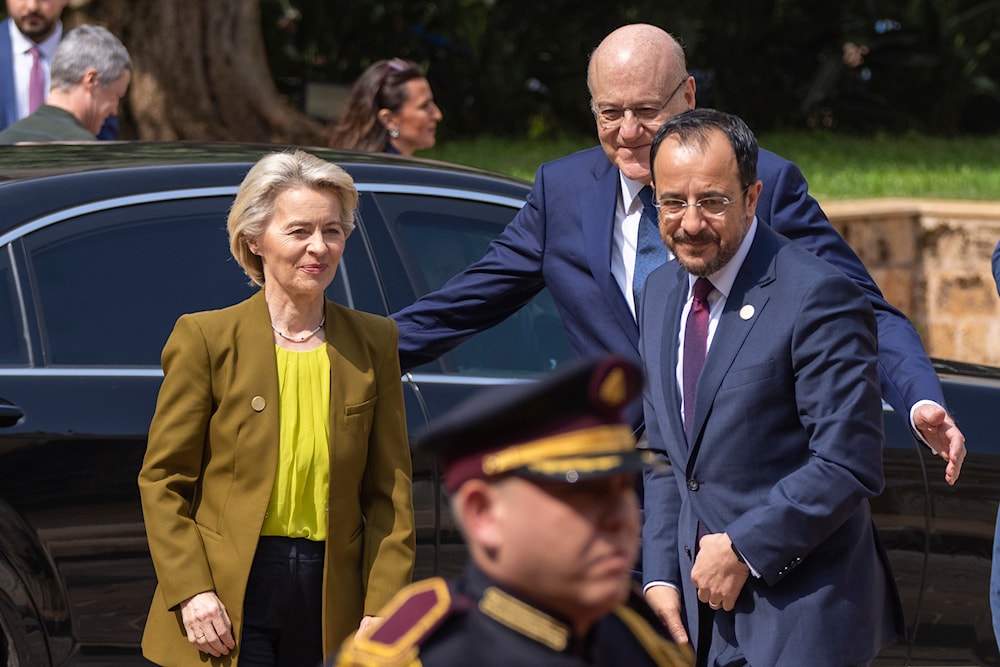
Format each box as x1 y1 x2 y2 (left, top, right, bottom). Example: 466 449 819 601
138 150 415 667
328 58 442 156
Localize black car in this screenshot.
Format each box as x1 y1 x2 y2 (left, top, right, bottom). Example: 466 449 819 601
0 143 998 666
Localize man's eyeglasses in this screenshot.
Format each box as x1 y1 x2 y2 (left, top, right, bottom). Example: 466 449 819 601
592 76 688 129
656 187 750 220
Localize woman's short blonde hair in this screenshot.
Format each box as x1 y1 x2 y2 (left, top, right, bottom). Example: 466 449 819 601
228 150 359 286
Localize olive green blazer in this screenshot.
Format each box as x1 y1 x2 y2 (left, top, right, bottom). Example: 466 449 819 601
138 290 415 666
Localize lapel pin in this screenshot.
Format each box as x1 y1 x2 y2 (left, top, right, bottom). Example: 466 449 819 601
740 304 755 320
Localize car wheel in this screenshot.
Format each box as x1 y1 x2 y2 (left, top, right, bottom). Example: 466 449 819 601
0 587 35 667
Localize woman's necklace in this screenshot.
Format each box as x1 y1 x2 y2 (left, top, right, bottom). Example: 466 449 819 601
271 314 326 343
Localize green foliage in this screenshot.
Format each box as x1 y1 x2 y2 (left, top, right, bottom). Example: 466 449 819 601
421 135 597 180
798 0 1000 134
421 131 1000 200
9 2 996 135
261 0 1000 137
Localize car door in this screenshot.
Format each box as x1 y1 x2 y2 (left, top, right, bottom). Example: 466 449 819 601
0 192 244 655
355 186 575 578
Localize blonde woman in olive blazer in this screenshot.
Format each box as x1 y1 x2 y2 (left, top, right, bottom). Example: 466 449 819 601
138 151 415 667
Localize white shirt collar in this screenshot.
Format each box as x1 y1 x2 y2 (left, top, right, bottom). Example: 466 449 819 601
619 172 648 214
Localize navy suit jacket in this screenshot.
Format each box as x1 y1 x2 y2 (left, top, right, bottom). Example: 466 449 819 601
639 222 901 665
392 145 943 419
0 19 19 130
992 239 1000 297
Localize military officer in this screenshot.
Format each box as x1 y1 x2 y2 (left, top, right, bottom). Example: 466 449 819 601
330 355 693 666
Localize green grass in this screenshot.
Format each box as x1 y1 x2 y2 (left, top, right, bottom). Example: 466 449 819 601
422 132 1000 201
422 136 596 182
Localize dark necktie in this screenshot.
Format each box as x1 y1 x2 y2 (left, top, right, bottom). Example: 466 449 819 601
632 185 666 307
28 46 44 114
683 277 714 436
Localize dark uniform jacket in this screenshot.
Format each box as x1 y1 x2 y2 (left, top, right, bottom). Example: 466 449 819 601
332 563 692 666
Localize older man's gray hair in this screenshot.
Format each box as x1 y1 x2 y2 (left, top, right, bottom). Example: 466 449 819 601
51 25 132 91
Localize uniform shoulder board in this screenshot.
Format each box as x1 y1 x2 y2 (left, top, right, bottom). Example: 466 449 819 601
612 604 695 667
332 578 466 667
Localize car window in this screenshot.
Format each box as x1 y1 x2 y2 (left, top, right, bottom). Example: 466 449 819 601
377 192 572 377
22 196 358 366
0 248 29 365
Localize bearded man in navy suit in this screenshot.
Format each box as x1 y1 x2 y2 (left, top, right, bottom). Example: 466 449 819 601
638 108 902 666
391 23 965 484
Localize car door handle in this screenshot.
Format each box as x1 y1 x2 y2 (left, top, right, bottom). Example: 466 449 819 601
0 401 24 428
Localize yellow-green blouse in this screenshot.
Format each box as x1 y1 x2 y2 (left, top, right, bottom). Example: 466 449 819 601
260 343 330 541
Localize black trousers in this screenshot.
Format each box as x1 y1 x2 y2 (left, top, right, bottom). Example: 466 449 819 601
239 536 325 667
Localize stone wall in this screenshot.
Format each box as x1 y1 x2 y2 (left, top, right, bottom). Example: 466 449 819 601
823 199 1000 366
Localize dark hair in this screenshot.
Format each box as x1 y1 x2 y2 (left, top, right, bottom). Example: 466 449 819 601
649 108 758 188
327 58 427 152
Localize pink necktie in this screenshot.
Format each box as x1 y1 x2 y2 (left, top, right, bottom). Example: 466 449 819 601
28 46 45 114
683 277 713 436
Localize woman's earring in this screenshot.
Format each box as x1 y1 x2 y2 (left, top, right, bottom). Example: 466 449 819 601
389 127 400 139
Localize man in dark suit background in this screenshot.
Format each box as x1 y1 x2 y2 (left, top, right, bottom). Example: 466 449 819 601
391 23 965 485
639 108 901 666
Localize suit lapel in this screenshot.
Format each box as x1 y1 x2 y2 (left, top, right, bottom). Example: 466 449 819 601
657 263 691 456
687 226 778 465
581 155 641 348
233 291 283 488
0 22 18 127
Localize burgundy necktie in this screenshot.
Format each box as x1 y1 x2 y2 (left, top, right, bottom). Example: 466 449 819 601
683 277 714 436
28 46 45 114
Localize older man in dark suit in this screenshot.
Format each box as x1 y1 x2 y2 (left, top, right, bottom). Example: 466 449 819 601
391 23 965 485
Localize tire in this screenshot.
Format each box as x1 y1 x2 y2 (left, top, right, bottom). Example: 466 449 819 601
0 582 48 667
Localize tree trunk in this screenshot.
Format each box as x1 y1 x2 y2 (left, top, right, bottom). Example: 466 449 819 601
65 0 325 143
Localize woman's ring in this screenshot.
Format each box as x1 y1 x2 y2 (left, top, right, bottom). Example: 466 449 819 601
196 633 205 639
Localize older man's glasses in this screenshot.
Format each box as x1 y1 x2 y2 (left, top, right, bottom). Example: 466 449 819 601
593 76 688 129
656 187 750 221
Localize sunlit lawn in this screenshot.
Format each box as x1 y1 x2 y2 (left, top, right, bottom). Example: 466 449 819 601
422 131 1000 201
